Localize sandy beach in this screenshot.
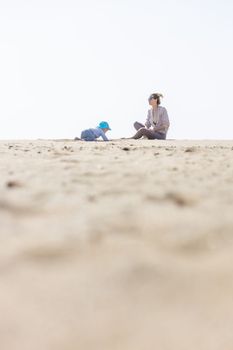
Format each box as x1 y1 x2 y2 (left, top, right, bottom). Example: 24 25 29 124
0 139 233 350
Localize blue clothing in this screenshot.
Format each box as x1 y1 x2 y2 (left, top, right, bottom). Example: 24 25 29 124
81 127 109 141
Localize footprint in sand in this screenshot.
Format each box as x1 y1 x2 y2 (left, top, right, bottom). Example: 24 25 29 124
145 191 197 207
164 191 198 206
184 147 198 153
6 180 22 189
62 146 74 152
21 243 77 262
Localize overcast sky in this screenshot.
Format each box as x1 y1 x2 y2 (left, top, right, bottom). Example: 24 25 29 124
0 0 232 139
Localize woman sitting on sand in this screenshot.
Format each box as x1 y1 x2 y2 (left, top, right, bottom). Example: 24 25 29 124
132 93 170 140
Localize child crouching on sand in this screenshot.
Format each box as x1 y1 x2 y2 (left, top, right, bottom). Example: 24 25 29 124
75 121 111 141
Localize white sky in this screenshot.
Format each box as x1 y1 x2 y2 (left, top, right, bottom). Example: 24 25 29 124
0 0 233 139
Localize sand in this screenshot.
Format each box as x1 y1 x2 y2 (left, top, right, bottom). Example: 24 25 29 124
0 139 233 350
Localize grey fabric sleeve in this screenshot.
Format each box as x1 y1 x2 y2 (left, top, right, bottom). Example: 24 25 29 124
100 129 109 141
145 110 151 128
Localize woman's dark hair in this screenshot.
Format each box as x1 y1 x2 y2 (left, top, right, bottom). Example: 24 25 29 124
148 93 163 105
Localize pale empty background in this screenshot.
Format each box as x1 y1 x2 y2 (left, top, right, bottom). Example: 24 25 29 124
0 0 232 140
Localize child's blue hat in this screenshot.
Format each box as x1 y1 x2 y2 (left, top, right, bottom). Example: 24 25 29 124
98 121 111 130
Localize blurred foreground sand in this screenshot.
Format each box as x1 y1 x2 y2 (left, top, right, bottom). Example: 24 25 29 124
0 139 233 350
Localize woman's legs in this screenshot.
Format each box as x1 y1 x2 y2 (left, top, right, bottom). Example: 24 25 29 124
132 122 166 140
134 121 145 131
132 127 158 139
153 132 166 140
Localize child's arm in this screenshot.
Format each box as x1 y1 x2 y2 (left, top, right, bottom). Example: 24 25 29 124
100 129 109 141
